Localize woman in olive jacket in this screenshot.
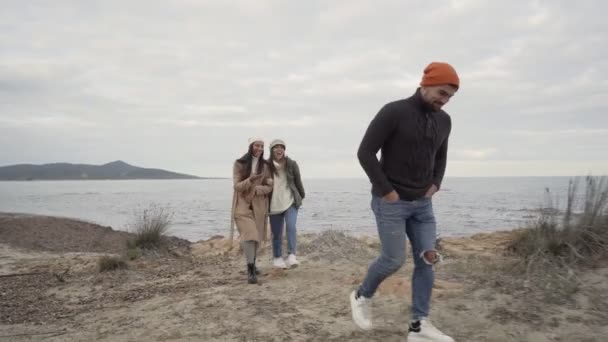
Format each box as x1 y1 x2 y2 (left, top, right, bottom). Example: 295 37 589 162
267 139 305 269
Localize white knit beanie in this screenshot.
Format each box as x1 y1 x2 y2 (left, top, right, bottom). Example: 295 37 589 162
269 139 286 150
248 137 264 145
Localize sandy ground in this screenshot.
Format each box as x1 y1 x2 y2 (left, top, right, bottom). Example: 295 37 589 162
0 214 607 341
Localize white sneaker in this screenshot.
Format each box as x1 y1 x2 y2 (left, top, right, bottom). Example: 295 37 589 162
286 254 300 267
349 290 372 330
272 257 287 269
407 320 454 342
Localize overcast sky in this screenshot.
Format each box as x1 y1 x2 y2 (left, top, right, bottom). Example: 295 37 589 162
1 0 607 178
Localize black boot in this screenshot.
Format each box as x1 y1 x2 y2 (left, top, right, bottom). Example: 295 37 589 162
247 263 258 284
253 257 260 275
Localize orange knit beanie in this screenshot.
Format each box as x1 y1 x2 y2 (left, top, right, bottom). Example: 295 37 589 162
420 62 460 89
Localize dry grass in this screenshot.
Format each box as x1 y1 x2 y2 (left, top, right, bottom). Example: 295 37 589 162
504 176 608 302
126 246 143 260
98 255 128 272
509 176 608 265
127 204 172 250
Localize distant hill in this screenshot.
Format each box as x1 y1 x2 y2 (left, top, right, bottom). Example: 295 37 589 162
0 161 202 180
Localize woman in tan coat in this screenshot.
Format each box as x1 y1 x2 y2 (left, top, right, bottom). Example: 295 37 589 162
231 137 273 284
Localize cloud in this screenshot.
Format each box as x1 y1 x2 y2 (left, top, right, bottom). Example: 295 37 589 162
0 0 606 177
0 116 98 128
155 115 322 128
453 148 498 160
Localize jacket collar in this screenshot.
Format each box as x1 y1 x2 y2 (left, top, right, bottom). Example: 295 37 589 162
412 87 436 113
272 156 291 167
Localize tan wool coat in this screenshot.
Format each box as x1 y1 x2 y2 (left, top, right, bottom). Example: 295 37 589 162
230 160 273 243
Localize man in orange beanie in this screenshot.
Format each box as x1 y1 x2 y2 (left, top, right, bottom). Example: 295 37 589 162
350 62 458 342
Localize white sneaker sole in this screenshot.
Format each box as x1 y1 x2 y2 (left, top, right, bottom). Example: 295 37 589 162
272 261 287 269
408 333 454 342
407 333 434 342
350 291 372 331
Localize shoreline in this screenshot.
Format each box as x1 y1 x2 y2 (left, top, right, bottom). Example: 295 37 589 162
1 177 569 242
0 178 228 182
0 211 520 243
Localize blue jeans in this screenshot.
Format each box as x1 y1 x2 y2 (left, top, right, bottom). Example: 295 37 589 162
358 196 438 320
270 205 299 258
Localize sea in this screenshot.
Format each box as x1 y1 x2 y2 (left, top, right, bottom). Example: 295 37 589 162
0 177 575 242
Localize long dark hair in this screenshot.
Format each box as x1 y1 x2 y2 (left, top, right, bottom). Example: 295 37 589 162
236 143 265 178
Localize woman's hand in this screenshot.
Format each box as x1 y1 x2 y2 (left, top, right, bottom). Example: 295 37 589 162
248 173 263 182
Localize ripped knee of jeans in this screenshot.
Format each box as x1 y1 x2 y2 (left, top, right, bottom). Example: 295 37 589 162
419 250 443 265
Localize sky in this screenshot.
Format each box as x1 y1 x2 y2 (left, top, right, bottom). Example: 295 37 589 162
1 0 607 178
